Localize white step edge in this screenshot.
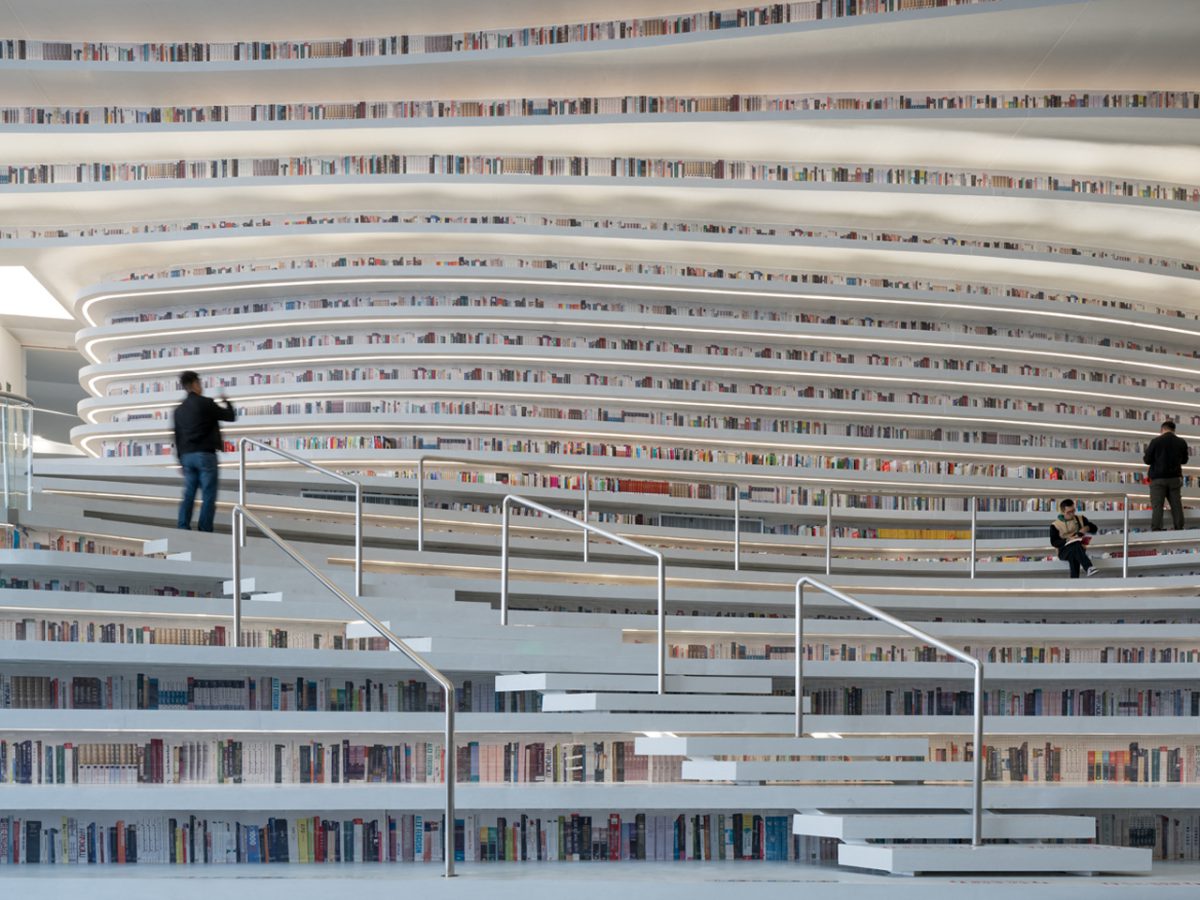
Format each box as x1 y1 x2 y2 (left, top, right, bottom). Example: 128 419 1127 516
495 673 773 694
142 538 170 555
793 812 1096 840
635 736 930 757
222 576 256 594
837 842 1152 875
166 551 193 561
249 591 284 603
683 759 973 782
540 692 793 713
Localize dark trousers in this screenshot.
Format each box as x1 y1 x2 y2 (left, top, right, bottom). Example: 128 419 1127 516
1149 477 1185 530
1060 541 1093 578
178 451 219 532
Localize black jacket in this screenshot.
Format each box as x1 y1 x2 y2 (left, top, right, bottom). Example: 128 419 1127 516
1143 431 1189 480
173 392 236 457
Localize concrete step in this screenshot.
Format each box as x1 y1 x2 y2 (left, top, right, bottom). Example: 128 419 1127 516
794 812 1096 840
495 672 774 694
837 842 1152 875
539 692 793 713
635 736 930 758
683 759 973 782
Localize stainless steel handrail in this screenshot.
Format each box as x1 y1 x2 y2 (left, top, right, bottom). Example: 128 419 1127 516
499 494 668 693
231 503 456 876
239 437 363 596
414 454 743 569
792 575 984 847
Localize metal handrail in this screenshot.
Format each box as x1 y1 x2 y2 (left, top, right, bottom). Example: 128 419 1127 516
499 494 668 693
231 503 456 876
415 454 742 568
239 437 363 596
792 575 984 847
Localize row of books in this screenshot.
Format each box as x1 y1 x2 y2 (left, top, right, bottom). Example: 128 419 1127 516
809 686 1200 717
6 90 1198 128
0 617 347 648
0 810 799 865
97 429 1158 487
0 738 676 787
97 273 1191 332
0 2 996 62
0 673 514 714
0 577 208 596
0 813 441 864
1102 812 1200 860
6 154 1196 205
667 642 1200 664
4 528 143 556
107 363 1189 416
102 250 1153 328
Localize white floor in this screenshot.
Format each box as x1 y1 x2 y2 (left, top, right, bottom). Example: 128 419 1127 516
2 861 1199 899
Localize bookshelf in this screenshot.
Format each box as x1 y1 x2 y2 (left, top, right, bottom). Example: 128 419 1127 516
3 0 1199 878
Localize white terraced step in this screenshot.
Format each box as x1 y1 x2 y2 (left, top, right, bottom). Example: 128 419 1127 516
682 760 972 782
793 812 1096 840
539 692 795 713
248 591 283 603
495 673 773 694
635 736 931 757
837 842 1152 875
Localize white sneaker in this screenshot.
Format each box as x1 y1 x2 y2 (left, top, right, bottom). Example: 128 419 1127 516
1086 567 1099 577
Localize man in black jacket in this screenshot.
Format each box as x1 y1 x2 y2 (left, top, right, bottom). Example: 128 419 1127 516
173 371 236 532
1143 420 1189 530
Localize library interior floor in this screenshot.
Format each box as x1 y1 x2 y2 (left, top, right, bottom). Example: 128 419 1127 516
2 0 1200 896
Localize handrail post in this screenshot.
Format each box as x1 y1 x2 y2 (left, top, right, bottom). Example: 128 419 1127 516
23 405 32 511
824 500 832 575
499 494 666 688
417 457 425 552
238 440 247 547
656 553 666 695
794 580 804 738
1122 495 1130 579
582 470 590 563
354 482 363 597
500 497 512 625
230 507 242 648
2 403 9 509
792 576 984 848
232 502 456 876
972 660 984 847
733 484 741 572
969 496 977 579
443 697 456 876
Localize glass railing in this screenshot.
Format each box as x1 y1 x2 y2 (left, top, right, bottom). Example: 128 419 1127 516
0 391 32 511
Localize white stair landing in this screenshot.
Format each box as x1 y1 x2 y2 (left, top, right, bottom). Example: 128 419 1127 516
684 760 972 782
794 812 1096 841
837 842 1152 876
636 736 930 757
495 672 773 694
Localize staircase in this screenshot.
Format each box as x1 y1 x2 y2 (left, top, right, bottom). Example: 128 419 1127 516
498 673 1154 875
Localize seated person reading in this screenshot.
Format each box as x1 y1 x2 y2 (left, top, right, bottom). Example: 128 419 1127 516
1049 498 1098 578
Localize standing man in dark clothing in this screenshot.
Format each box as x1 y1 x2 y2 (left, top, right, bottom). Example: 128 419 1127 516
174 370 236 532
1143 420 1189 530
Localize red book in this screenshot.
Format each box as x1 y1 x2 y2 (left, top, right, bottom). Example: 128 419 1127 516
608 813 621 860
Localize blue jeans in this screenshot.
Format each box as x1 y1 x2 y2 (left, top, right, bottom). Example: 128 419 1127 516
178 451 219 532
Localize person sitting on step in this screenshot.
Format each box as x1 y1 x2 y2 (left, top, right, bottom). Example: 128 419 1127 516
1049 498 1099 578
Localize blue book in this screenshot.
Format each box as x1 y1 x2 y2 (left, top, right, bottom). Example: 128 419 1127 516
246 823 261 862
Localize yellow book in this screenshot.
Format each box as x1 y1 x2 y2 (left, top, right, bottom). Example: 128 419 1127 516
297 817 309 863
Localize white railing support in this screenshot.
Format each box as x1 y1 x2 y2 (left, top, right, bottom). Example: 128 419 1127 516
238 438 363 596
824 501 832 575
232 504 456 876
794 575 985 847
583 470 590 563
500 494 668 693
